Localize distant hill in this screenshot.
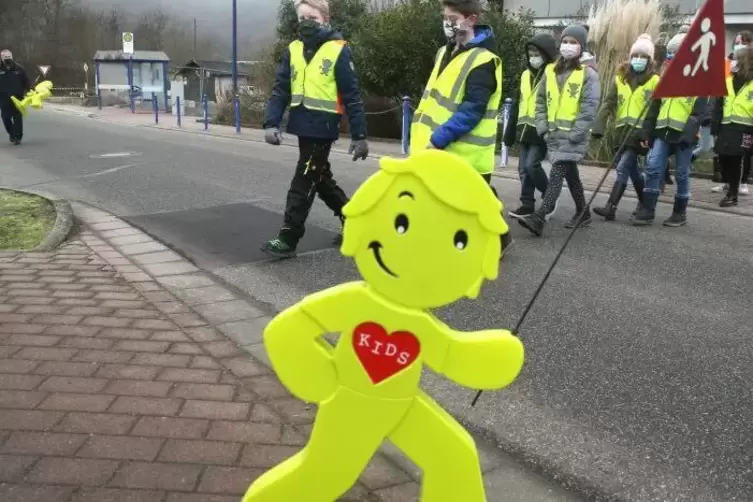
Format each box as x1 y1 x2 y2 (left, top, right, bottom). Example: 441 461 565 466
81 0 279 57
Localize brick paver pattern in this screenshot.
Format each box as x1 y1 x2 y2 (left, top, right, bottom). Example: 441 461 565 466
0 240 398 502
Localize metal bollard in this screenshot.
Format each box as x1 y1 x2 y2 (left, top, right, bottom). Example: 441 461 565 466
401 95 412 155
498 98 513 168
152 93 159 124
176 97 182 127
234 95 241 133
202 94 209 131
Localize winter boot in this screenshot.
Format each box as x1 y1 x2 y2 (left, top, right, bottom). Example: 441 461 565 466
564 206 592 229
518 212 545 237
663 197 688 227
594 183 626 220
500 231 514 259
632 177 645 216
631 192 659 226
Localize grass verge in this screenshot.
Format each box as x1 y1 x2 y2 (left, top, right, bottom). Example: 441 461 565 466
0 189 57 250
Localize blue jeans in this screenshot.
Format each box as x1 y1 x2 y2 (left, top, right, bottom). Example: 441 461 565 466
614 148 643 186
518 143 548 209
645 138 693 199
692 126 713 157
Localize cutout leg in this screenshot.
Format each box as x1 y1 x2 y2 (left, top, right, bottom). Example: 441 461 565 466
389 391 486 502
243 388 412 502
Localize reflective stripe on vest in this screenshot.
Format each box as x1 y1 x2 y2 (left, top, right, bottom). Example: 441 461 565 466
721 77 753 126
518 68 546 127
409 46 503 174
615 74 659 128
545 65 585 131
289 40 345 114
657 97 697 131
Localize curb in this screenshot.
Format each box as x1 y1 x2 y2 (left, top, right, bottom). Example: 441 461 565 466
0 187 74 252
70 201 579 502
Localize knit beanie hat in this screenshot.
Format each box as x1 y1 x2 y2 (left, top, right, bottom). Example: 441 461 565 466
630 34 655 59
666 26 689 54
561 24 589 50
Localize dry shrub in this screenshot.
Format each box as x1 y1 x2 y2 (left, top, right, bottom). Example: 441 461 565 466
585 0 666 160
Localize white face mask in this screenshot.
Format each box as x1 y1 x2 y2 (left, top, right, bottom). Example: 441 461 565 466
734 44 747 53
529 56 544 69
443 18 469 40
560 43 581 60
730 60 738 73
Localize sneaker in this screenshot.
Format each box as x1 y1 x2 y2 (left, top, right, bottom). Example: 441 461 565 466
508 206 534 220
663 213 687 227
261 238 297 259
545 198 559 221
518 213 545 237
564 208 592 229
740 184 749 196
719 195 738 207
711 184 728 193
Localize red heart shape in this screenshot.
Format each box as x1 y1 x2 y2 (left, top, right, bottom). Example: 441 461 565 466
352 322 421 384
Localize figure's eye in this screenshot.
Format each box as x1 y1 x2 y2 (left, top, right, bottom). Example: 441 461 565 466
453 230 468 250
394 214 409 234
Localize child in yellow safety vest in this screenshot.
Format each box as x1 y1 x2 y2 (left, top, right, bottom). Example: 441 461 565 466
632 30 710 227
503 32 558 220
261 0 369 259
711 46 753 207
518 24 601 237
592 34 659 221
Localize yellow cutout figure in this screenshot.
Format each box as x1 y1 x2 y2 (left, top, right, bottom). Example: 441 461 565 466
243 149 525 502
12 80 54 116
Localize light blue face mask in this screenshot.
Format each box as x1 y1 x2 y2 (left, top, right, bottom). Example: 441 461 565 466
631 57 648 73
734 44 747 53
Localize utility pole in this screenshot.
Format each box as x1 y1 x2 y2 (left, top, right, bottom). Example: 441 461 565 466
231 0 238 95
193 18 197 58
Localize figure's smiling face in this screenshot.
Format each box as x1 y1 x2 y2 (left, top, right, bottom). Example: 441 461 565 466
349 174 492 309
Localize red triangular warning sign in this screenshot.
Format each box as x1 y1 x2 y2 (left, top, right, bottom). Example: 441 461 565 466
653 0 727 98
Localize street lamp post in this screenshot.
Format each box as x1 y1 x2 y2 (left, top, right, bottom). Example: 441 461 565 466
232 0 240 133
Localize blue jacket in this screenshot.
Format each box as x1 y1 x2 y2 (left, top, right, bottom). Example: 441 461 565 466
430 26 499 150
263 29 367 141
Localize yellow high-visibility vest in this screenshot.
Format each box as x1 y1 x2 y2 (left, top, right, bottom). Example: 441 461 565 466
410 46 502 175
518 67 549 127
545 65 585 131
722 77 753 126
615 74 659 128
289 39 345 114
656 97 697 131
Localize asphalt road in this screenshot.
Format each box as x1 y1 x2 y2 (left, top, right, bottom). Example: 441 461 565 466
2 111 752 502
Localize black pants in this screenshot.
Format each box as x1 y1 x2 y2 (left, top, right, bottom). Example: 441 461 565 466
1 102 22 140
482 173 512 248
742 152 752 184
538 161 587 217
720 154 744 196
279 137 349 246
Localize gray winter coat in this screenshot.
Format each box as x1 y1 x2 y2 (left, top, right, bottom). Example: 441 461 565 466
535 65 601 163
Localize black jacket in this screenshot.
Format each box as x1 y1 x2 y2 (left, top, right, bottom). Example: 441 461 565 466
0 61 31 101
711 73 753 156
592 67 659 154
643 96 709 147
263 28 366 141
503 33 558 147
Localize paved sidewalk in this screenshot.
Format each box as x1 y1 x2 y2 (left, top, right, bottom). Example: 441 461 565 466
0 204 581 502
46 103 753 218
